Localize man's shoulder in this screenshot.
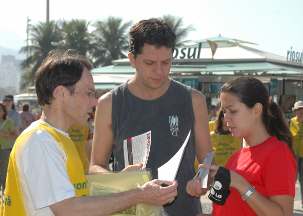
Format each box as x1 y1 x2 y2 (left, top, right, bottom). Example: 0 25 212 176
97 91 113 110
171 79 191 91
19 126 56 147
191 88 206 104
98 83 129 108
15 127 63 163
171 80 205 98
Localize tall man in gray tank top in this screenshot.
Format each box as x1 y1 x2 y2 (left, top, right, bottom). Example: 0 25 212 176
91 18 211 216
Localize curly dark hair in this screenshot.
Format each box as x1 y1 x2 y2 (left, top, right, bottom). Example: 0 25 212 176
129 18 176 57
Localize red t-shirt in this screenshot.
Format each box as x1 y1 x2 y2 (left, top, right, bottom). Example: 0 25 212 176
213 136 296 216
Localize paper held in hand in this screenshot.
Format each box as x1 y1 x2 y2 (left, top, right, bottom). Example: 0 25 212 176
123 131 151 169
196 151 214 188
86 171 162 216
157 130 191 181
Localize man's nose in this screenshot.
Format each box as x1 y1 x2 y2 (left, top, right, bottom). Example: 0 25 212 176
90 97 98 107
154 63 164 75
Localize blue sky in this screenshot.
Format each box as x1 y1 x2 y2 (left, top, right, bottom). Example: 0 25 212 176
0 0 302 57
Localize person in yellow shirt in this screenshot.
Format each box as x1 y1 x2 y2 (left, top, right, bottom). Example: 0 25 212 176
68 123 91 173
211 109 241 166
290 100 303 207
208 119 217 133
194 110 241 170
1 49 177 216
208 104 219 133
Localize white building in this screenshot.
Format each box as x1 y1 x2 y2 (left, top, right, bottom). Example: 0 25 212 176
0 55 21 97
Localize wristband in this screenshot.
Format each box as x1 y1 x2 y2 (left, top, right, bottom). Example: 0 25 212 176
208 167 230 205
241 185 255 201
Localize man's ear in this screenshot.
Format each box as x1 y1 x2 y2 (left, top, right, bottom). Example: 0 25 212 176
128 52 136 68
52 85 65 100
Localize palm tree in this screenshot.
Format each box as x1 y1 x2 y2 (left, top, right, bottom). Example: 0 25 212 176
20 68 34 90
59 19 92 56
19 21 62 88
91 17 131 67
161 15 194 47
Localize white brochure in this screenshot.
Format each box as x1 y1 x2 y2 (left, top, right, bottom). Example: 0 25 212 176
158 130 191 181
123 131 151 169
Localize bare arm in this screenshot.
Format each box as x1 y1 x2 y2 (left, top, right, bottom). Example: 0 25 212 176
188 165 293 215
230 171 293 216
50 179 178 216
186 91 214 197
191 90 212 162
90 92 114 173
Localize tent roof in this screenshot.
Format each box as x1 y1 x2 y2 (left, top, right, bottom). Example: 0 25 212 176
92 39 303 88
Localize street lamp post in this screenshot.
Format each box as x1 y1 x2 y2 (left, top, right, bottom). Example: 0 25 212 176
46 0 49 23
26 17 31 59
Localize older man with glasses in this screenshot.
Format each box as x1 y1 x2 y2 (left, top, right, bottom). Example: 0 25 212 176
1 49 177 216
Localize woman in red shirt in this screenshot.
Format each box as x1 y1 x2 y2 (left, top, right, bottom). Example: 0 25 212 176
187 77 296 216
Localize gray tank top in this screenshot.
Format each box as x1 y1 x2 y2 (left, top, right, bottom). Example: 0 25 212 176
112 79 202 216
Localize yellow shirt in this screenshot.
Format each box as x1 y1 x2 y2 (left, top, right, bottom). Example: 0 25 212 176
290 117 303 157
68 124 90 173
208 120 217 133
1 121 88 216
211 132 242 166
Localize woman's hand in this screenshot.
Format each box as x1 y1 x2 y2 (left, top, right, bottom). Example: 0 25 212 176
186 164 218 197
186 178 204 197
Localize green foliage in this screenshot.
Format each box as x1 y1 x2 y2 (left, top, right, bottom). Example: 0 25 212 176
91 17 132 67
161 15 194 47
19 16 193 88
19 21 62 89
58 19 92 56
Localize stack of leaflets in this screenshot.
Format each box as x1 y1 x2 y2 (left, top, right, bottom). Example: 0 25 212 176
123 131 151 169
87 170 162 216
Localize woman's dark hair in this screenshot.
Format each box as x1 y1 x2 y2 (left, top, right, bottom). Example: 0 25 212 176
0 103 7 120
129 18 176 57
35 49 92 106
220 77 292 149
215 109 230 135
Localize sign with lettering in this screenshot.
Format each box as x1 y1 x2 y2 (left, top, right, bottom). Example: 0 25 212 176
286 47 303 64
173 42 203 59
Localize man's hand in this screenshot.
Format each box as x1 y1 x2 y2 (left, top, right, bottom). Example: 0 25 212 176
122 163 143 172
139 179 178 205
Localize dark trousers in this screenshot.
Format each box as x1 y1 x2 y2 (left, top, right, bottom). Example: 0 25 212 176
298 157 303 203
0 149 11 191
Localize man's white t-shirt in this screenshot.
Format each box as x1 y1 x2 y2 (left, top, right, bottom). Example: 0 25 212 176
16 120 75 216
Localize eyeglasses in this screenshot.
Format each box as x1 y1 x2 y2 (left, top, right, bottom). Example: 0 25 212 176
73 90 97 99
64 85 97 99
